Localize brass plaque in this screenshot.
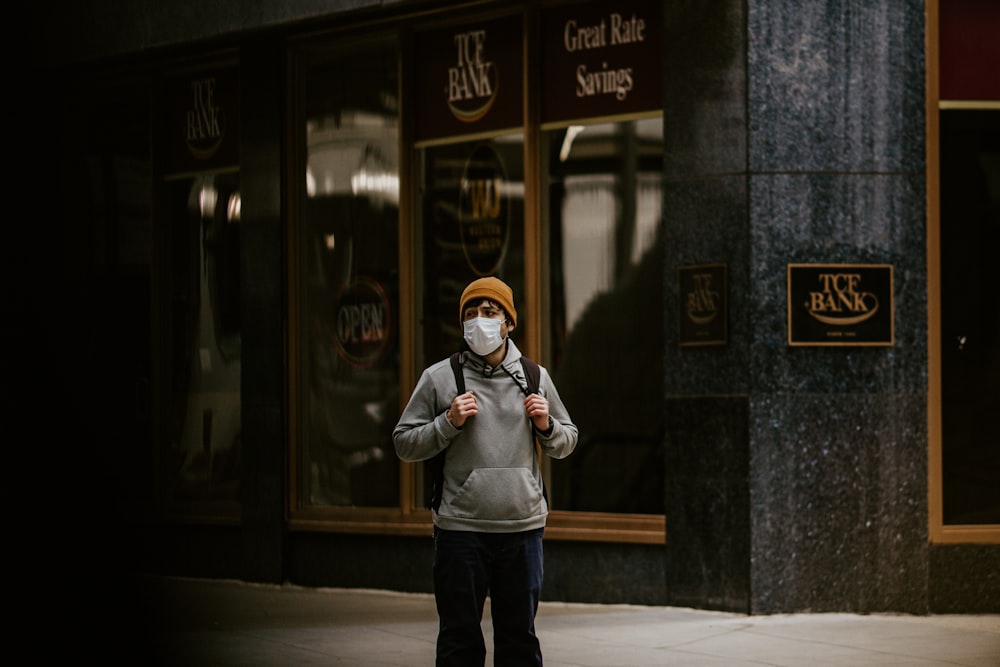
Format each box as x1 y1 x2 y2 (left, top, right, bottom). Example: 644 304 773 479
787 264 894 346
678 264 727 346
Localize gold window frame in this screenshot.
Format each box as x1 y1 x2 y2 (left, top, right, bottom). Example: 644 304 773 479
285 5 666 545
925 0 1000 544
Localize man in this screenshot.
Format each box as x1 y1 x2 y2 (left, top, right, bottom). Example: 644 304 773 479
393 276 578 666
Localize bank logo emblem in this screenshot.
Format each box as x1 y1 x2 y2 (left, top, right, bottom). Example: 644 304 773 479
805 272 880 326
685 272 721 326
678 264 727 346
447 29 499 123
186 77 226 160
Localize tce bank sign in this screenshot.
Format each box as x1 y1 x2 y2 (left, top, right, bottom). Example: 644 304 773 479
787 264 894 346
414 15 522 143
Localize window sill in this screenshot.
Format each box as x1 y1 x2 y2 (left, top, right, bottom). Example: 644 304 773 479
287 507 666 544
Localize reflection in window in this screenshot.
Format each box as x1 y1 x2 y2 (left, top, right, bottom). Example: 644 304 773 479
164 173 242 505
546 119 665 514
417 135 526 367
298 41 400 507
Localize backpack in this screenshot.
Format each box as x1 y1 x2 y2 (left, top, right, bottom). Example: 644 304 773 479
426 352 541 511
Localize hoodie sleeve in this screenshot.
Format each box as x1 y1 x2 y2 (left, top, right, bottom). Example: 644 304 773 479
392 364 462 463
536 367 578 460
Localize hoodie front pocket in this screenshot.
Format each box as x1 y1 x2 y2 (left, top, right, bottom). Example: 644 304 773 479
449 468 543 521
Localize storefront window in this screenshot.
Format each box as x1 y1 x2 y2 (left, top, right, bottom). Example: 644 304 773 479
544 118 665 513
163 173 243 506
939 108 1000 525
290 3 664 526
414 134 526 507
297 41 401 507
156 62 243 513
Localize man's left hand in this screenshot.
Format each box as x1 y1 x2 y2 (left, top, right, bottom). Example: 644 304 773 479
524 394 550 432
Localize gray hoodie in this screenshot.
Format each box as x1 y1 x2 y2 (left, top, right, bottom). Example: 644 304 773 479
393 339 578 532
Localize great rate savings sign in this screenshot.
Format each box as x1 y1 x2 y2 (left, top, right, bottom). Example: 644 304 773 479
540 0 662 125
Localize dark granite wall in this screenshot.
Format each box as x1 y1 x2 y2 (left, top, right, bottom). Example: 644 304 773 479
543 541 668 606
930 544 1000 613
663 0 753 614
36 0 440 69
238 37 288 584
664 0 932 614
283 534 668 606
287 533 436 594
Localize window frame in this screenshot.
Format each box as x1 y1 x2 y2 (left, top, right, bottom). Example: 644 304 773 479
153 54 244 525
925 0 1000 544
285 3 666 545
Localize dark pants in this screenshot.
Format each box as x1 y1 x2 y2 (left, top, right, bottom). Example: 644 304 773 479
433 527 544 667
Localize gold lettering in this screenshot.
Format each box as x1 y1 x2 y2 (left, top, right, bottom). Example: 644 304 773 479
807 271 879 325
449 31 493 103
564 18 607 52
466 178 502 219
187 78 221 140
609 13 645 45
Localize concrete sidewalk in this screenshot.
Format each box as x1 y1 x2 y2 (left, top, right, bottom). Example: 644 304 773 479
131 576 998 666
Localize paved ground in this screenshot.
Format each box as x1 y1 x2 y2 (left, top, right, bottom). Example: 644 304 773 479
126 576 998 666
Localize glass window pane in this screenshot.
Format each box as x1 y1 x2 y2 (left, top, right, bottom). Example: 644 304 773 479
940 108 1000 525
298 41 400 507
414 134 525 506
416 135 526 367
545 119 665 514
163 173 242 505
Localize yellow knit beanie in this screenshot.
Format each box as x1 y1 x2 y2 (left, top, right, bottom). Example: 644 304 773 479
458 276 517 327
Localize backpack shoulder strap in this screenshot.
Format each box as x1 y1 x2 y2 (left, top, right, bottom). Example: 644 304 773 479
450 352 465 394
426 353 466 511
519 356 540 395
518 355 548 503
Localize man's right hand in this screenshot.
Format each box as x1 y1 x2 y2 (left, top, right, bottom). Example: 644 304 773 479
446 390 477 427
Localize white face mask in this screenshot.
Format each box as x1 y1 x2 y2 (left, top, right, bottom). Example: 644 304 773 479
463 317 505 356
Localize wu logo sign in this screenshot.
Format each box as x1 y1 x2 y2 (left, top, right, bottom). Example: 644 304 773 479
459 144 510 277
